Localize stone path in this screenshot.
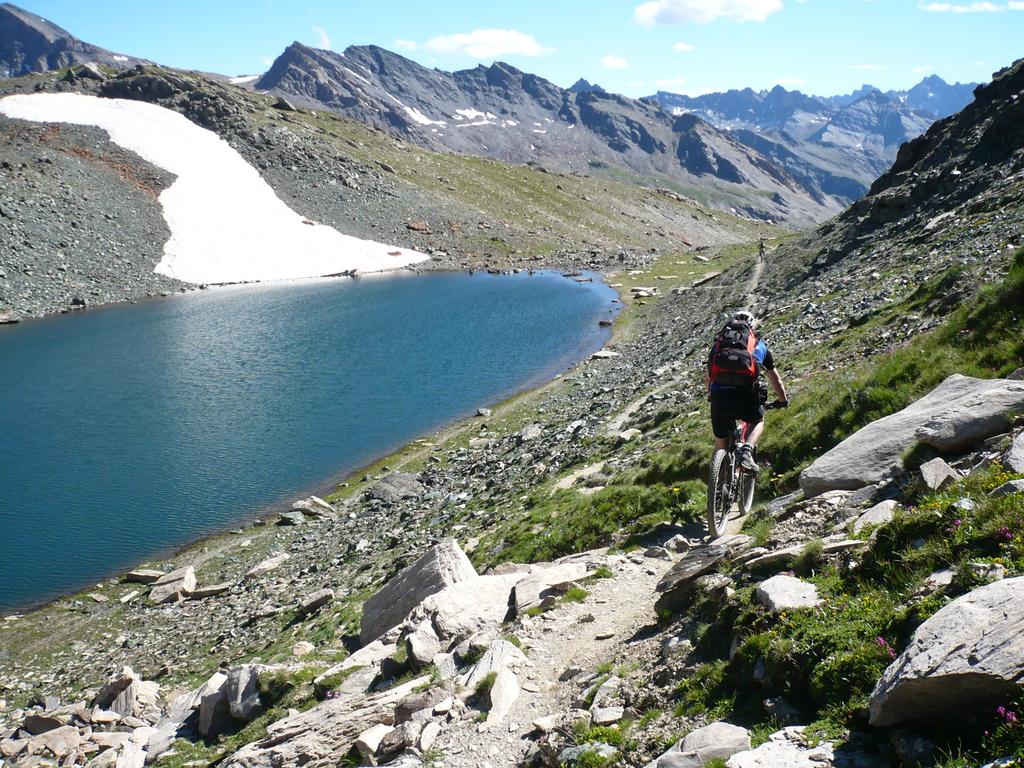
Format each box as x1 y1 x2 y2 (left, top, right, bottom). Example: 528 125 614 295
436 553 672 768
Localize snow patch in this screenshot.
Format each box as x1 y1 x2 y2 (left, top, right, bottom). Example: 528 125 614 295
455 108 497 121
404 106 446 127
0 93 428 284
532 129 547 134
229 75 258 85
455 120 497 128
112 55 129 62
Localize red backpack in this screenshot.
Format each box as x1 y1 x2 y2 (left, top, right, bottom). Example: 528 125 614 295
710 320 758 386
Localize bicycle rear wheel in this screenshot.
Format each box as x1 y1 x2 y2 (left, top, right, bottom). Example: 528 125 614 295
707 449 732 538
738 471 755 514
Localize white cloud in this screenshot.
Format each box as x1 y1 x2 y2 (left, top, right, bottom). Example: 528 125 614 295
394 39 418 50
259 55 274 67
847 63 887 71
919 1 1001 11
601 55 630 69
911 64 934 74
423 29 552 58
312 25 330 49
776 77 805 85
634 0 783 25
1009 0 1024 7
673 41 695 51
656 76 688 88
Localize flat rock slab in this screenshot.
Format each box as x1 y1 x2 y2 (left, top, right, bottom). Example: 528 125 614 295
190 582 232 599
853 500 899 534
756 575 822 612
485 667 519 726
360 539 477 644
800 375 1024 497
221 676 428 768
244 553 290 580
465 639 530 689
125 569 165 584
655 545 728 613
510 562 589 615
990 479 1024 498
870 577 1024 726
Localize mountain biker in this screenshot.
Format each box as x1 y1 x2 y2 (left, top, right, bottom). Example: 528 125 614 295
757 238 766 262
706 310 788 473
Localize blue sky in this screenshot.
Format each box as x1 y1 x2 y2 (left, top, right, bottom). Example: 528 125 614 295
19 0 1024 97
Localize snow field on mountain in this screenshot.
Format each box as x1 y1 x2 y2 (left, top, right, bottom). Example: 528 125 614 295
0 93 428 284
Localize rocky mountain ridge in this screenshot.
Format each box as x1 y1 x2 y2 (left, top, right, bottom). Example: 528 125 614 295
253 42 840 227
0 3 144 78
649 75 980 205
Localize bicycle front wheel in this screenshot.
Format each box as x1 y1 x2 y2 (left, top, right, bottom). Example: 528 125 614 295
707 449 732 538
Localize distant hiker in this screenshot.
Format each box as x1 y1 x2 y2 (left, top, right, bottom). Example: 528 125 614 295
706 310 788 472
758 238 766 263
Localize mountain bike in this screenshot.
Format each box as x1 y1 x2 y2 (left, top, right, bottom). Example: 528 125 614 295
706 401 785 538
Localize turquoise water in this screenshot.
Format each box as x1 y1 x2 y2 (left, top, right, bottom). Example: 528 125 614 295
0 271 617 613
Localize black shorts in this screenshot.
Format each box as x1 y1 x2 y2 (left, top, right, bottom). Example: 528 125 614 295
710 387 764 439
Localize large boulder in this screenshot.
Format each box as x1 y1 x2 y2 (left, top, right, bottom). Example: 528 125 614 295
800 375 1024 497
360 540 477 644
225 665 264 722
644 722 751 768
405 573 524 641
149 567 196 604
221 676 428 768
869 577 1024 726
367 473 423 503
92 667 139 717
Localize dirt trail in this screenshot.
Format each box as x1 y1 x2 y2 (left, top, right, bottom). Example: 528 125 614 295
743 259 765 311
438 552 674 768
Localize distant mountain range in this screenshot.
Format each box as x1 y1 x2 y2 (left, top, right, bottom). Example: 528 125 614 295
0 2 983 227
648 76 979 200
253 42 843 226
0 2 144 77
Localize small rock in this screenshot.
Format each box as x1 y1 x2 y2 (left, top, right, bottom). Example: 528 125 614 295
919 457 959 491
853 500 898 533
990 479 1024 498
755 575 821 612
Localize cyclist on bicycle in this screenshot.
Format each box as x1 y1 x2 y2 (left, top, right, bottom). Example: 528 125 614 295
707 310 788 473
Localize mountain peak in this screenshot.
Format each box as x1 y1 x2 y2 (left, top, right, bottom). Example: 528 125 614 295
569 78 604 94
0 2 142 77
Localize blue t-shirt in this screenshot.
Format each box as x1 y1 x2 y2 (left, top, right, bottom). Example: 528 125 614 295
709 338 774 392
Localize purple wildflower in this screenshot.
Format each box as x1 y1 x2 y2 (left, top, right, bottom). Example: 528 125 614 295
876 636 897 660
997 526 1013 542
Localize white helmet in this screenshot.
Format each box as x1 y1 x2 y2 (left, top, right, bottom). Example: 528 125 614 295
733 310 756 327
